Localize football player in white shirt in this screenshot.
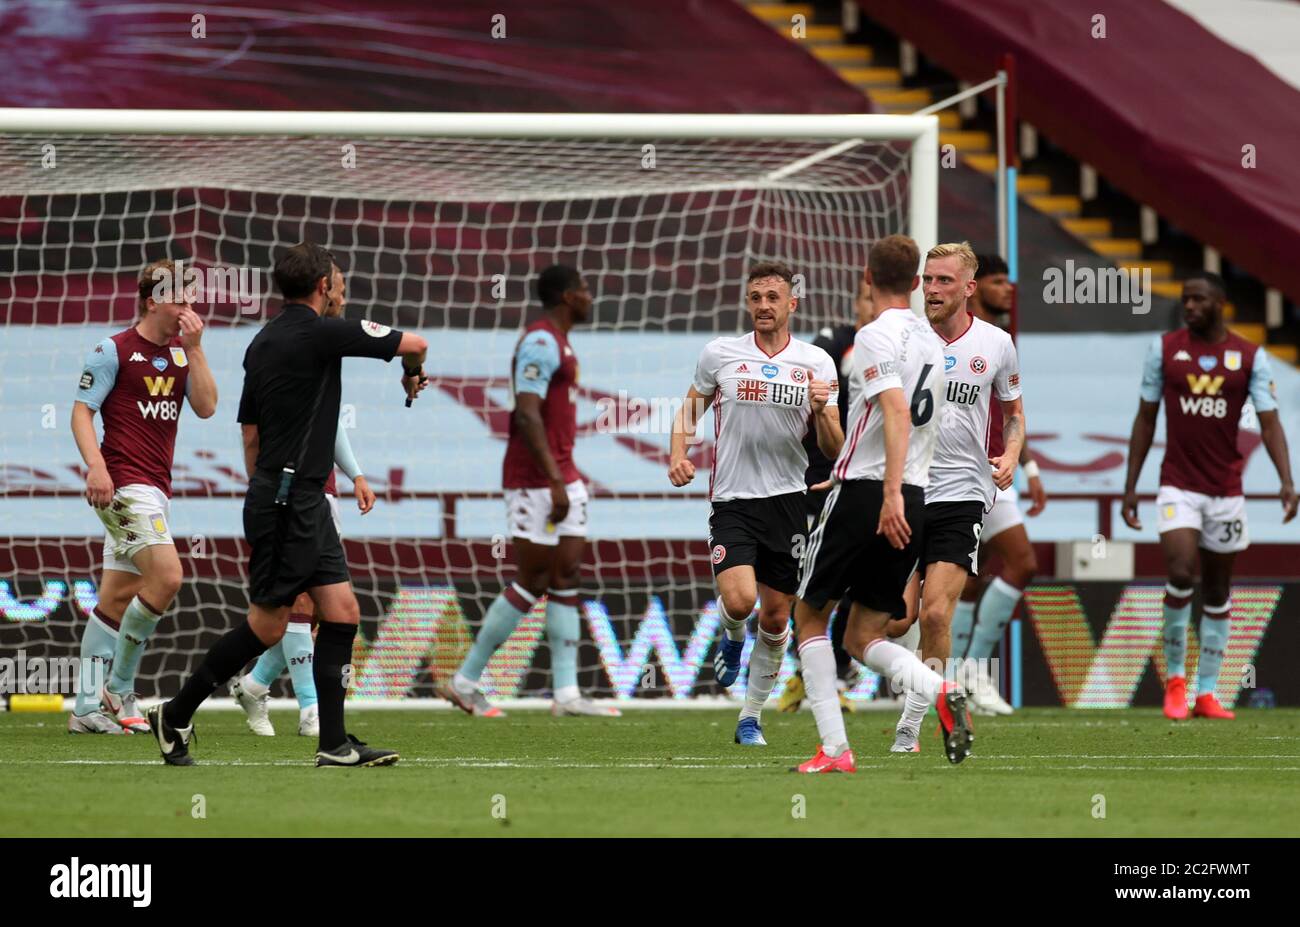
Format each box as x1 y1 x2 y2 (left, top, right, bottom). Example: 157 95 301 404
889 242 1024 754
791 234 972 773
669 262 843 747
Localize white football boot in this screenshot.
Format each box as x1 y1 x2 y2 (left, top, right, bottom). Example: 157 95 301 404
551 696 623 717
230 674 275 735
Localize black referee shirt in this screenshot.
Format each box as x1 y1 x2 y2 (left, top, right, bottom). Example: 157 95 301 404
237 303 403 490
803 322 856 487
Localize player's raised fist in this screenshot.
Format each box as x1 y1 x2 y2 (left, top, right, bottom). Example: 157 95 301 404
808 377 831 412
177 306 205 349
1121 490 1142 531
85 463 113 509
668 457 696 487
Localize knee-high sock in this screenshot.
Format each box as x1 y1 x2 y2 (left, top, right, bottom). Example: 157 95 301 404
248 611 310 693
1197 601 1231 697
547 588 581 702
1162 584 1193 678
75 608 118 716
282 621 317 709
950 599 976 659
798 635 848 755
862 638 946 704
312 621 356 751
165 621 267 729
719 600 747 642
968 577 1023 660
740 625 789 721
248 643 286 694
107 594 163 695
457 583 535 687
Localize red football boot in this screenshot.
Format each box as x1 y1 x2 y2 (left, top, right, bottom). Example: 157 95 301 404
1193 692 1236 719
794 746 857 774
1163 675 1189 720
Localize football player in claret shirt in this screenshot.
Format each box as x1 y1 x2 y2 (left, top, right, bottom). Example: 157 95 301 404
1123 272 1296 720
438 265 622 718
69 259 218 734
669 261 843 747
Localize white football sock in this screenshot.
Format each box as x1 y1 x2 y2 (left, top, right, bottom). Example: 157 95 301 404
798 635 848 756
862 638 945 704
719 601 747 642
899 690 929 730
740 626 788 721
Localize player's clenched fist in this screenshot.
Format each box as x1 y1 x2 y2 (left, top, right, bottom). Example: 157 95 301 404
668 456 696 487
808 378 831 413
989 453 1015 491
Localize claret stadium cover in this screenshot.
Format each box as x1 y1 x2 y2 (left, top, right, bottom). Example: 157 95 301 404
1 0 1298 870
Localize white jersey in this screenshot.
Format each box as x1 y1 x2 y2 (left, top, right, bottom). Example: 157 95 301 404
928 313 1021 506
694 332 838 501
832 307 945 488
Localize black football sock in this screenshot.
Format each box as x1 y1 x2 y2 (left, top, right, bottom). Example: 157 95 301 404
313 621 357 751
165 622 267 729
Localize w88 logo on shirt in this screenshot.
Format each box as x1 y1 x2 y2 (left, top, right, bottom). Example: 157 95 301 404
137 399 180 420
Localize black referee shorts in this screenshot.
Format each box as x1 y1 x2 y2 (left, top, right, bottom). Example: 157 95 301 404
708 491 807 595
797 478 924 618
244 473 350 608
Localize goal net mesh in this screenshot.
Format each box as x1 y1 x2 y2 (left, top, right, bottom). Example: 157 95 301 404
0 129 915 703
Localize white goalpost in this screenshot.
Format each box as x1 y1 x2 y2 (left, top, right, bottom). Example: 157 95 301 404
0 109 938 707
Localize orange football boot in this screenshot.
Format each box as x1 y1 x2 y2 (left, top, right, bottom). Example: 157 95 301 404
1163 675 1189 720
1193 692 1236 719
795 746 857 774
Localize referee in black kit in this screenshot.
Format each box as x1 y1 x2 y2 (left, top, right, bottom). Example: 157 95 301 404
147 242 428 767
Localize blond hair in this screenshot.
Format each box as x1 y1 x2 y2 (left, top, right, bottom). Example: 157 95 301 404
926 241 979 277
138 258 179 314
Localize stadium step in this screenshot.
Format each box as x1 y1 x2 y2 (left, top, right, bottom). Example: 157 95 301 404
812 45 874 65
748 2 814 25
1016 174 1052 195
1150 280 1184 299
1230 322 1266 344
1121 259 1173 281
870 87 933 109
1027 194 1082 217
838 66 904 88
1090 238 1143 259
939 130 992 154
1061 217 1112 239
799 25 848 46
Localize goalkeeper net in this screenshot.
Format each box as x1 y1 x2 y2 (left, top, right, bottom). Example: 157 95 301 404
0 111 937 704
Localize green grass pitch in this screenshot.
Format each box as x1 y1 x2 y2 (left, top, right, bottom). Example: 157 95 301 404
2 707 1297 837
